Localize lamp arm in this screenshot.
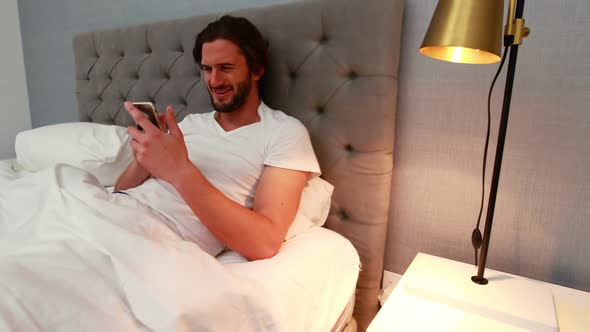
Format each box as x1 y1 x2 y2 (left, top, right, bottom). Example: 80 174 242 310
471 0 526 285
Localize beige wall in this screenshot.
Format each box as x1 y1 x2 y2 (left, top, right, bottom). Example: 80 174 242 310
0 0 31 158
385 0 590 291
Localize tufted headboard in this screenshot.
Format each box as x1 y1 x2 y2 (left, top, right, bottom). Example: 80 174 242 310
73 0 404 329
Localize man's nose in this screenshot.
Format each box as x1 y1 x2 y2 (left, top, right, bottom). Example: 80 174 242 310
209 69 223 87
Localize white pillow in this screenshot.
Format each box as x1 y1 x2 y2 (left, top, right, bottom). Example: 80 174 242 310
15 122 134 187
14 122 332 240
285 176 334 240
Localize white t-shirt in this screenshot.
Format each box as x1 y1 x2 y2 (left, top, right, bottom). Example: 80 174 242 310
124 102 321 256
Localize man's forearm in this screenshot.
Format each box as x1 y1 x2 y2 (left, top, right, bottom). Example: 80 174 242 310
170 164 283 260
114 160 151 192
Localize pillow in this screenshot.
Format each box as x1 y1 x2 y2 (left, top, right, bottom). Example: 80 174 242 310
285 176 334 240
14 121 332 240
15 122 134 187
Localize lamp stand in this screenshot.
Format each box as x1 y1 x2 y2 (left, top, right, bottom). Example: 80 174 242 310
472 0 527 285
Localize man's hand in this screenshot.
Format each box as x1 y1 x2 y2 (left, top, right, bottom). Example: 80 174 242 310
125 102 191 185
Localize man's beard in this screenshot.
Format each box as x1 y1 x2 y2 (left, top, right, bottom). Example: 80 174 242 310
208 77 252 113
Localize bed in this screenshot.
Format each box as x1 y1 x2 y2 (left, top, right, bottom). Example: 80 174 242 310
0 0 404 330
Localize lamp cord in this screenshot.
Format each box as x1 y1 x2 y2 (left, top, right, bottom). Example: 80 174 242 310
473 45 510 266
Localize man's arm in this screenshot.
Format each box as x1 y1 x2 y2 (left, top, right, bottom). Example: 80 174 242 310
170 164 308 260
113 159 150 192
124 102 308 260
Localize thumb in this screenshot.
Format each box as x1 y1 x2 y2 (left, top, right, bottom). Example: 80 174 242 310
166 106 183 137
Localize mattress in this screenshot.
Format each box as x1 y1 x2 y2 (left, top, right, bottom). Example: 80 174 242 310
331 293 356 332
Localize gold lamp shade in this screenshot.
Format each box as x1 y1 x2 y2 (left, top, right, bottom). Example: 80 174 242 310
420 0 505 64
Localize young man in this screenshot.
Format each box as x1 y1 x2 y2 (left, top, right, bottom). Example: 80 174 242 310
114 16 320 260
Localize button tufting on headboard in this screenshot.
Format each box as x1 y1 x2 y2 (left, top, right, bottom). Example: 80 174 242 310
347 70 358 80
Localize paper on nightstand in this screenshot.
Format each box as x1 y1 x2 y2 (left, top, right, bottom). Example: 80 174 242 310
403 253 558 332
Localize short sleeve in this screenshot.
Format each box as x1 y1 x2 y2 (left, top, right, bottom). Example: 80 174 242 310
265 118 321 177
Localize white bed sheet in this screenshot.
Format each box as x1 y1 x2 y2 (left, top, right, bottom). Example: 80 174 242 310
0 161 359 331
0 158 30 180
219 226 360 332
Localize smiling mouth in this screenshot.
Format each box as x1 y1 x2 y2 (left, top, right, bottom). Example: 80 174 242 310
212 86 232 98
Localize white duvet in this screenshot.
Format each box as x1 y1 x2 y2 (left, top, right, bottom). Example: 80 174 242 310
0 162 359 332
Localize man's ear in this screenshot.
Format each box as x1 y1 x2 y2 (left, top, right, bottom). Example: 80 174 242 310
252 66 265 81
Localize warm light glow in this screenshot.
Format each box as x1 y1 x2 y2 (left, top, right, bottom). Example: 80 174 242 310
451 47 462 62
420 46 500 64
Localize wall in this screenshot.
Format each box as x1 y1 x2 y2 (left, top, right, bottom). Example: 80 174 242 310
0 0 32 158
18 0 296 128
386 0 590 291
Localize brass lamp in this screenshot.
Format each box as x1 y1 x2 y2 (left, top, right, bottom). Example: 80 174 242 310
420 0 504 64
420 0 530 285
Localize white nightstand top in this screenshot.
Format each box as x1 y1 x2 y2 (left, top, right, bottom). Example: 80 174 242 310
368 253 589 332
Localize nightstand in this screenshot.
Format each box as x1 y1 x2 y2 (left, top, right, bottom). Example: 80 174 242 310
368 253 589 332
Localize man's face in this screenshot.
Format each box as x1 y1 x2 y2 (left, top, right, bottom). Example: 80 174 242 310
200 39 259 113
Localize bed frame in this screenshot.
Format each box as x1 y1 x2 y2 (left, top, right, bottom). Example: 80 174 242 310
73 0 404 329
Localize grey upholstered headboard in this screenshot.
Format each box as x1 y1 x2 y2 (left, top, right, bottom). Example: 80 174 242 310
73 0 404 329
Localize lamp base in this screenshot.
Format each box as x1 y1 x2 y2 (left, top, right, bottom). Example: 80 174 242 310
471 275 488 285
402 253 558 332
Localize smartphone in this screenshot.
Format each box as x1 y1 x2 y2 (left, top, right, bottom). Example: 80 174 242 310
132 102 160 131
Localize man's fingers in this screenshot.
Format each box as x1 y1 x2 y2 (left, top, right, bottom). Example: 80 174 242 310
129 137 140 151
166 106 183 138
158 114 168 132
127 125 146 144
130 139 150 166
125 101 158 134
129 138 143 158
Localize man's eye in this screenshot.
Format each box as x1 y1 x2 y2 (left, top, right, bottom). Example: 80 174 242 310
200 66 211 72
221 66 233 71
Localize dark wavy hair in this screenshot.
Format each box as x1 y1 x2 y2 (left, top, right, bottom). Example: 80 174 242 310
193 15 269 77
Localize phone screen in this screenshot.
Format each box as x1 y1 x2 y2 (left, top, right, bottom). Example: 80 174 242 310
132 102 160 130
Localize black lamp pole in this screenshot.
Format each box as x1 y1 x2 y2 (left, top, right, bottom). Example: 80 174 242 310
471 0 526 285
